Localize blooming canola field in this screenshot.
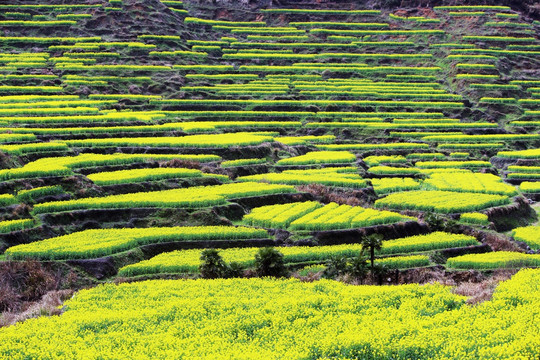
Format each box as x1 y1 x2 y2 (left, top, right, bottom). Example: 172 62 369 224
0 2 539 359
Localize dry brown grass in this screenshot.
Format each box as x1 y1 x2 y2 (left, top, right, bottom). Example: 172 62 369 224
0 260 57 313
0 289 73 327
483 233 525 252
452 270 516 305
297 184 364 206
160 159 201 169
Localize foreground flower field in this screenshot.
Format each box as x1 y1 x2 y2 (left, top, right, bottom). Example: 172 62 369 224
0 269 538 359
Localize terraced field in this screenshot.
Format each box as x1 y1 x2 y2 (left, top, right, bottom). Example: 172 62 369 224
0 1 539 358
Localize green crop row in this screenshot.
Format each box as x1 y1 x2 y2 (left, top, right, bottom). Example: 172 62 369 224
508 45 540 50
224 48 295 54
244 201 323 229
496 12 519 18
0 133 36 143
447 252 540 269
0 4 100 9
310 29 445 35
0 142 69 155
424 172 517 196
0 36 101 43
0 153 219 182
406 152 446 159
368 166 421 175
185 74 259 80
507 166 540 173
448 153 473 159
5 226 269 260
430 43 476 48
317 143 429 151
322 111 444 118
152 99 462 108
191 45 221 52
221 158 266 168
63 52 120 57
4 12 31 19
88 94 161 100
386 74 437 80
86 168 207 186
0 20 77 26
0 106 99 116
154 110 317 118
31 182 295 214
0 121 300 137
244 201 414 231
56 14 93 20
63 80 106 86
290 22 389 28
512 226 540 249
172 65 234 72
0 219 35 234
509 121 540 127
479 97 517 104
49 44 99 51
235 65 441 73
446 54 497 60
371 177 421 195
456 74 499 79
520 182 540 193
434 6 510 10
184 17 266 26
55 64 172 71
1 74 57 80
137 35 182 41
506 173 540 179
0 86 63 93
470 84 520 90
149 50 207 57
381 232 479 254
274 135 336 145
486 21 532 28
437 143 504 150
223 53 316 60
225 28 306 35
237 169 367 188
423 134 539 142
0 112 164 124
448 11 485 16
230 42 356 48
455 63 496 69
355 41 415 47
416 160 492 168
460 212 489 225
518 99 540 106
363 155 407 166
0 194 17 207
64 132 274 148
276 151 356 165
375 190 510 213
245 35 310 42
16 185 64 203
451 49 540 56
119 248 428 276
62 75 151 82
392 131 462 138
261 9 381 15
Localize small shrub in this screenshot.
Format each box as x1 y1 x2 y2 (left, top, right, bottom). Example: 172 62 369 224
254 247 288 277
322 255 349 279
348 254 369 281
199 249 228 279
